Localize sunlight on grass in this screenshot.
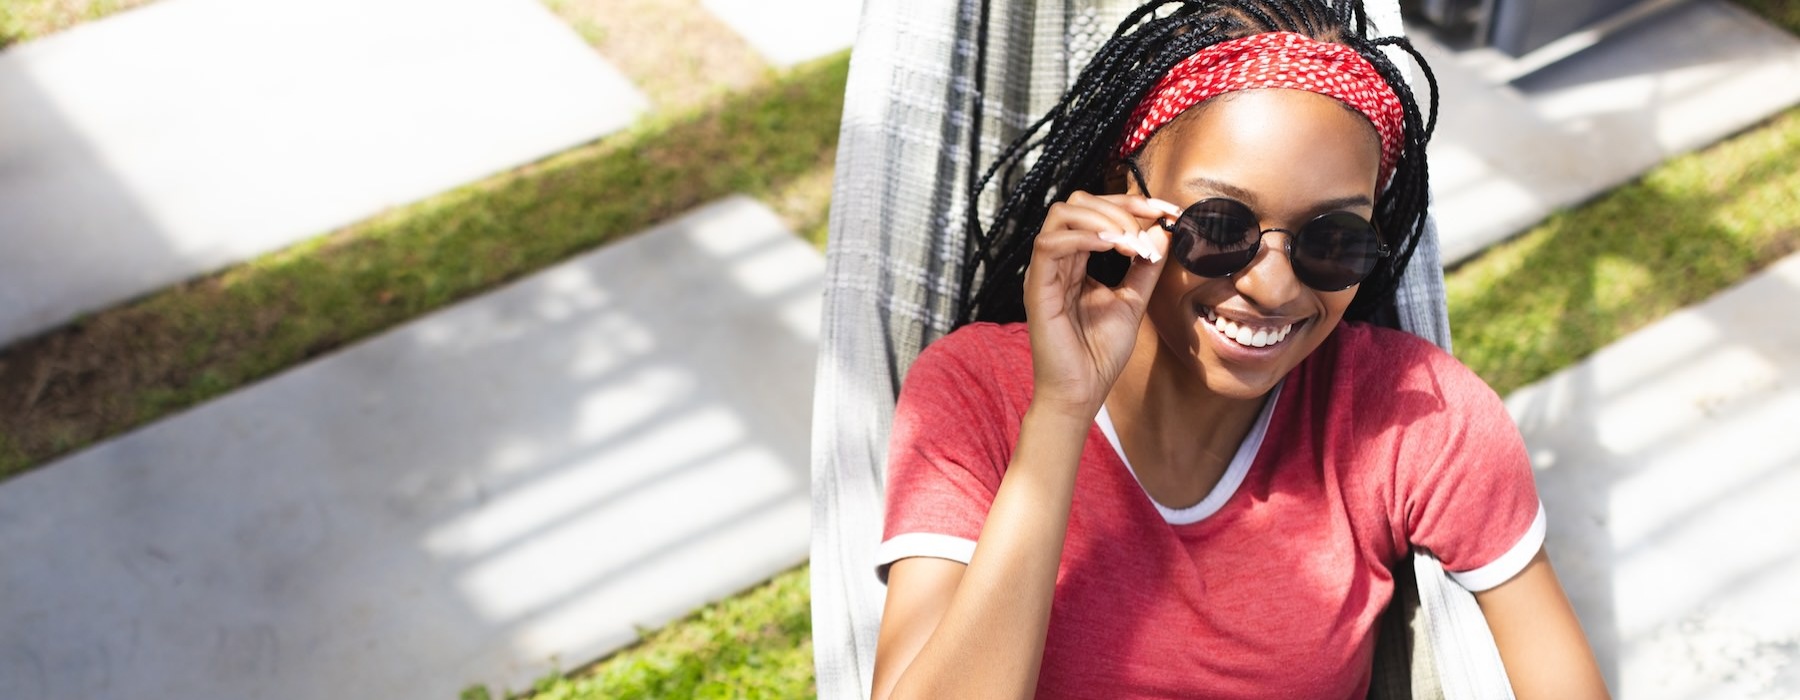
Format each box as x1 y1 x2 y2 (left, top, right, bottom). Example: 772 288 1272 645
506 565 813 699
1448 107 1800 394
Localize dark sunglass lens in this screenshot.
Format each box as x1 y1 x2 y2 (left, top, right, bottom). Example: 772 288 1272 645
1293 212 1383 291
1172 199 1258 277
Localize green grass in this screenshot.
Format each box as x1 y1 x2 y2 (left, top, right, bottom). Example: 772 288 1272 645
1447 106 1800 393
0 53 847 481
498 565 814 699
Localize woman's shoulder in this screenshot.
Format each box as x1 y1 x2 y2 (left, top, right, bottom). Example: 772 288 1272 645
913 321 1031 372
902 322 1033 397
1309 321 1503 419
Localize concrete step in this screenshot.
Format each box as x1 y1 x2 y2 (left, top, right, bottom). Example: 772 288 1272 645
1511 252 1800 696
0 0 647 347
0 196 820 699
1420 0 1800 264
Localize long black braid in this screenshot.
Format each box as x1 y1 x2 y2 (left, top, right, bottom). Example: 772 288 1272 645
956 0 1438 326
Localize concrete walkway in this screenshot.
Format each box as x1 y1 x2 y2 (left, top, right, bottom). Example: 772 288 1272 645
0 197 820 699
1420 0 1800 264
0 0 647 347
1512 252 1800 696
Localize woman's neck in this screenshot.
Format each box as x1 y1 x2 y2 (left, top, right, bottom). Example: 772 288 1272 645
1103 321 1270 506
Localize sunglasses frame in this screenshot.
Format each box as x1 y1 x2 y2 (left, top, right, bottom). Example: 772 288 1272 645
1124 160 1390 292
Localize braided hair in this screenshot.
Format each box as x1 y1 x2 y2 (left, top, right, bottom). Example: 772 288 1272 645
956 0 1438 326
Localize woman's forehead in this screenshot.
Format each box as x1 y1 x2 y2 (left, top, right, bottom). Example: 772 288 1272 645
1144 88 1381 207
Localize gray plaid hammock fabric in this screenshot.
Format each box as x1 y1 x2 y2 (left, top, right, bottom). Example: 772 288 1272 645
808 1 1512 697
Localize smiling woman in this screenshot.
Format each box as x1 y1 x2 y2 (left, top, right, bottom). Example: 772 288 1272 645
869 1 1610 698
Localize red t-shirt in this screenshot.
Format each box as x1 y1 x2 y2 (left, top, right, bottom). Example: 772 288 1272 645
878 321 1543 698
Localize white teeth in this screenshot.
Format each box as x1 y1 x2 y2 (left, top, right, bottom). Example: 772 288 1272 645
1205 307 1298 349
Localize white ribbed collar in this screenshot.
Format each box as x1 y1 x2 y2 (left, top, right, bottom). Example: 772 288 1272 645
1095 383 1281 525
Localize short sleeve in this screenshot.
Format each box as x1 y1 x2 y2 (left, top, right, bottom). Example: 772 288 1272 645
875 324 1024 584
1393 345 1545 592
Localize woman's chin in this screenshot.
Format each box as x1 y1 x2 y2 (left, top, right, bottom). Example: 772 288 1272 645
1185 309 1326 398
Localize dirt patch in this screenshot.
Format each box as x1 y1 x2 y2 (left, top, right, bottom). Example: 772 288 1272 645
0 296 188 472
543 0 771 112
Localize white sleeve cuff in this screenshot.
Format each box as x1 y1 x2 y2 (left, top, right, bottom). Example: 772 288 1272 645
1447 501 1547 592
874 532 977 584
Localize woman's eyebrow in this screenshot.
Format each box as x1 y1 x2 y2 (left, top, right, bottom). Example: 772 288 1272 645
1182 176 1258 203
1312 193 1374 212
1181 175 1373 212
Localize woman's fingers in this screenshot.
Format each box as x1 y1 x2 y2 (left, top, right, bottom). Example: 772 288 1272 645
1115 226 1171 303
1047 203 1150 260
1071 191 1185 229
1047 196 1171 261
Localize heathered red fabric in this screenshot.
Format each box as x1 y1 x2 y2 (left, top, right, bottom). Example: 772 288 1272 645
881 321 1540 698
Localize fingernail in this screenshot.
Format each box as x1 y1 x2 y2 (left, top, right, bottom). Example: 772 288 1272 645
1148 199 1184 218
1097 231 1125 244
1138 230 1164 263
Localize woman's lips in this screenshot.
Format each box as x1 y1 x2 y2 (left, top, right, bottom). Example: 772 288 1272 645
1200 306 1302 350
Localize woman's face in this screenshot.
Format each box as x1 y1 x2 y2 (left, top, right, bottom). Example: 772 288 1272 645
1135 88 1382 399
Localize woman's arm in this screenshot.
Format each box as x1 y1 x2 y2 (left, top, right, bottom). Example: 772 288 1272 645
1474 546 1610 699
873 408 1093 700
871 192 1177 700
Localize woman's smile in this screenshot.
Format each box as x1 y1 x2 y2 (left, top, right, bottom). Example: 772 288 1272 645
1198 304 1303 350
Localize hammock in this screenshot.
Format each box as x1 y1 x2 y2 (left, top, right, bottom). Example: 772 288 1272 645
809 2 1510 697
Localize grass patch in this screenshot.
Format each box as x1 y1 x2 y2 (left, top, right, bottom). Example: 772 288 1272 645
466 565 813 700
0 53 849 481
1447 106 1800 393
0 0 157 48
539 0 769 113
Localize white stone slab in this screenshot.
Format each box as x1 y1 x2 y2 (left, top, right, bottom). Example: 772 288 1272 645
1419 0 1800 265
1508 252 1800 697
702 0 863 67
0 0 647 347
0 197 820 700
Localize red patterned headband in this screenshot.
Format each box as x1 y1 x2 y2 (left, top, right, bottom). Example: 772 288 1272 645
1119 31 1405 183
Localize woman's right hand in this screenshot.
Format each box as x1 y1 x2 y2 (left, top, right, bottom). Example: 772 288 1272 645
1024 190 1182 418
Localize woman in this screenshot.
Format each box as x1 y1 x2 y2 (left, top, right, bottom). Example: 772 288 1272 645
869 1 1609 698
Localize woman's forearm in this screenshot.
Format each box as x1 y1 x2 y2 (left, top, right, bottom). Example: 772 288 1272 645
885 403 1094 700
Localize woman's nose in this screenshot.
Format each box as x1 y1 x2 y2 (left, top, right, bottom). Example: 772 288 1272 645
1232 230 1304 308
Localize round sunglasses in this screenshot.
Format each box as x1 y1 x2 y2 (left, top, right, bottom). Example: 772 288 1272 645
1127 164 1389 291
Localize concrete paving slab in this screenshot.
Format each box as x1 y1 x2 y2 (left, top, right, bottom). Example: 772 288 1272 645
702 0 863 67
0 196 820 700
1419 0 1800 264
0 0 647 348
1509 252 1800 697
